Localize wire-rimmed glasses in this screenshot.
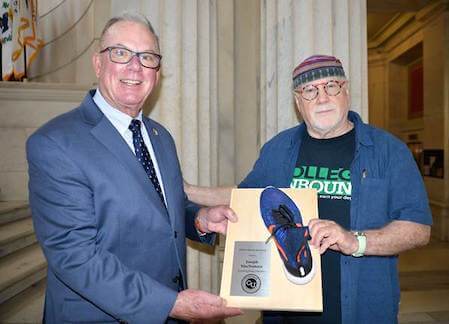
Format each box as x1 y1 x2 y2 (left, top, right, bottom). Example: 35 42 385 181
295 80 346 101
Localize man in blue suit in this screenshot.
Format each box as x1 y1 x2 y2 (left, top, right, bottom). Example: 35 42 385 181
27 13 242 323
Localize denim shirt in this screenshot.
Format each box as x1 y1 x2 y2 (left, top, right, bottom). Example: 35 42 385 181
239 111 432 323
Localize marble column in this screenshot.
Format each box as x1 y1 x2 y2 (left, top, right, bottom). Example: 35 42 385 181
259 0 368 143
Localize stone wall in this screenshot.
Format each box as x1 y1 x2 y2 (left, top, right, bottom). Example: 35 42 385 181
0 83 88 201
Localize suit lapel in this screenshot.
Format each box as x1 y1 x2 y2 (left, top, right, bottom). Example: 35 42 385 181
142 118 176 226
82 97 168 216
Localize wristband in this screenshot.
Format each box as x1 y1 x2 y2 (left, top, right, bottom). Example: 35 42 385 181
352 231 366 257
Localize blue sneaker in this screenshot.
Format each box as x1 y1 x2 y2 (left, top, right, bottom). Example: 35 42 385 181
260 187 315 285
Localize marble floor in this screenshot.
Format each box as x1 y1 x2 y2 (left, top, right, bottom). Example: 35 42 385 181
1 240 448 324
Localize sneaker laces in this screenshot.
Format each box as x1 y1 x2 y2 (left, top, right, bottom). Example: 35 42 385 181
265 204 310 244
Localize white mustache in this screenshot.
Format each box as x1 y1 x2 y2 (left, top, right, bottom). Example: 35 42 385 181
314 104 336 113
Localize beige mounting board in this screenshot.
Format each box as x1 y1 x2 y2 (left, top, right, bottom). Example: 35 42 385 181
220 188 322 311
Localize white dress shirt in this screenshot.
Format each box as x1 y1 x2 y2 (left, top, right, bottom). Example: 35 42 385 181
93 89 167 203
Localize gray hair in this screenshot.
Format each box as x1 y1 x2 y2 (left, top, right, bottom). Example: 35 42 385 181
100 12 160 50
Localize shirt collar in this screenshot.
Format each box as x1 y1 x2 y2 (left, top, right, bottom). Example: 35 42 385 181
348 110 373 147
93 88 143 136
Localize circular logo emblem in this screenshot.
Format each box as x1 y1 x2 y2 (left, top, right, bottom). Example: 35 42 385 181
241 274 261 294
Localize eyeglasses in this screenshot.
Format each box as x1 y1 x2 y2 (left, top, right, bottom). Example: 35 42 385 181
99 46 162 70
295 80 346 101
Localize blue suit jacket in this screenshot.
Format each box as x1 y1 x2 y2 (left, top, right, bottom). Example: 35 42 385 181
27 91 206 323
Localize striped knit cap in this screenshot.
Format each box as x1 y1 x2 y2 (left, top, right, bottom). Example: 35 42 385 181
292 55 346 90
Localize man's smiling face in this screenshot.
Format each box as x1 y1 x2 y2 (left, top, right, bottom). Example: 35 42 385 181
93 20 160 117
294 77 351 139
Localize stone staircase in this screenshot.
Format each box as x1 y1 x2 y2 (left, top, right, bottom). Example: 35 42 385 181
0 202 46 312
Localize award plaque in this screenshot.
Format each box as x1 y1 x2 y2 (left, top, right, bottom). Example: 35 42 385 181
220 188 322 311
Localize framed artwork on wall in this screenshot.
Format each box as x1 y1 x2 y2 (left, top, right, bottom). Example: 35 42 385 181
422 149 444 179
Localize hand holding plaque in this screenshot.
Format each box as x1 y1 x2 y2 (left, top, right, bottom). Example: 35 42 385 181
220 187 322 311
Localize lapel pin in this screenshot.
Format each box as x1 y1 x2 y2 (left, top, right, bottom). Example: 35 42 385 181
152 128 158 136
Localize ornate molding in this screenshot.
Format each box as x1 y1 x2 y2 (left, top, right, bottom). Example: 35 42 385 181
416 0 449 23
368 0 448 52
368 13 415 50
